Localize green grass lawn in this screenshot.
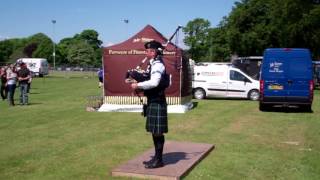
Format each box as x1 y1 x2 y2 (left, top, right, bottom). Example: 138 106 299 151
0 72 319 180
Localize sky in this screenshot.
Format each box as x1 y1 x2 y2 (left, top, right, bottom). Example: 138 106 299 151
0 0 238 48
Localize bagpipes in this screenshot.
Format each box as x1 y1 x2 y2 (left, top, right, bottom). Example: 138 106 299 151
125 57 150 84
124 25 182 84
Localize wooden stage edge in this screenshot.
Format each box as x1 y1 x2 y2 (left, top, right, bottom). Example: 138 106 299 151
111 141 215 180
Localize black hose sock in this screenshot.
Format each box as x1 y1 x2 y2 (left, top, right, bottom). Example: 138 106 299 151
156 135 165 161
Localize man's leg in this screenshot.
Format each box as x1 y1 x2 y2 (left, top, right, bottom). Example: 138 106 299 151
143 134 158 165
1 85 6 100
27 83 31 93
19 84 23 105
22 84 28 105
145 134 164 168
7 85 15 106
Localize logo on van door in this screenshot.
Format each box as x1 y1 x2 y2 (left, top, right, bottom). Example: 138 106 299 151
28 63 36 68
269 62 283 73
201 72 224 76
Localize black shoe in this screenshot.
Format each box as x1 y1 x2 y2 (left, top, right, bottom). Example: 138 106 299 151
143 156 155 165
144 159 164 169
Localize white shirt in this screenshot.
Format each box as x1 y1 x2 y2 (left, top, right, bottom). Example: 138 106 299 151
7 70 17 85
138 58 165 90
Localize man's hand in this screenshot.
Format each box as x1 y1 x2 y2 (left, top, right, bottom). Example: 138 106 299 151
131 83 138 90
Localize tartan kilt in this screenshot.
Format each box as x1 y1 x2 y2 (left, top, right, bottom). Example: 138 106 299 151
146 102 168 134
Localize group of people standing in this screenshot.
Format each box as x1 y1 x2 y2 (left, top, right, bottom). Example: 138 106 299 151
0 62 31 106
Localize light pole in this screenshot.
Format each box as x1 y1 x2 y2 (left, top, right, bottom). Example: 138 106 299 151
51 20 56 69
123 19 129 38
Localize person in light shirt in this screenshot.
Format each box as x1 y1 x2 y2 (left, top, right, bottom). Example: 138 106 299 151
6 64 17 106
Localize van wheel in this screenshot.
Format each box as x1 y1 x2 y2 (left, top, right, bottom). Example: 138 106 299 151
248 90 259 101
193 88 206 99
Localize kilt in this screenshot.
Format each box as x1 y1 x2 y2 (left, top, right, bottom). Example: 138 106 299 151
146 102 168 134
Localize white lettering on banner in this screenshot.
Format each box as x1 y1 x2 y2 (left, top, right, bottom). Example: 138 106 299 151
133 37 154 43
108 50 127 55
108 49 176 56
132 50 146 55
163 51 176 55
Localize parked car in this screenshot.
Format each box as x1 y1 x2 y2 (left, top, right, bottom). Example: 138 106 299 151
312 61 320 88
192 63 260 100
259 48 314 111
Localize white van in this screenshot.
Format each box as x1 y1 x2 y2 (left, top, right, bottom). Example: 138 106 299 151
192 63 260 100
17 58 49 77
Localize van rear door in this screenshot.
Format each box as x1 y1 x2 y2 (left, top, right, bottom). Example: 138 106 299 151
262 56 288 103
286 55 312 103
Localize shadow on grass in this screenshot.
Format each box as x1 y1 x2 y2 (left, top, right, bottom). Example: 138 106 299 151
194 98 251 101
29 92 40 95
20 102 43 106
261 106 313 113
192 102 198 109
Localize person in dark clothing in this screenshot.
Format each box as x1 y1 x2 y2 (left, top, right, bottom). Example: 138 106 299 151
129 40 168 169
0 67 8 100
97 68 103 88
17 63 31 105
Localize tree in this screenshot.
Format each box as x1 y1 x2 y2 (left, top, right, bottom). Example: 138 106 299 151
23 43 38 57
183 18 211 61
6 38 28 63
67 40 95 66
79 29 102 49
27 33 53 62
0 40 14 63
9 48 27 63
57 29 103 67
222 0 320 58
206 27 231 61
224 0 272 56
57 37 75 65
78 29 103 66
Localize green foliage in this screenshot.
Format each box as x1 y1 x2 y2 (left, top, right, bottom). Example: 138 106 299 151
0 40 14 63
79 29 102 49
9 47 26 63
57 29 103 67
27 33 54 62
0 38 28 63
0 30 103 67
57 37 74 65
184 0 320 61
23 43 38 58
206 27 231 61
67 40 95 66
183 18 211 61
77 29 103 67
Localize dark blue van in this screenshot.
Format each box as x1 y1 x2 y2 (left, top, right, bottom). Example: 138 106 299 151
259 48 314 111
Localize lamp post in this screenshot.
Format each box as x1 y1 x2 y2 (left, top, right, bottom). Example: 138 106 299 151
51 20 56 69
124 19 129 38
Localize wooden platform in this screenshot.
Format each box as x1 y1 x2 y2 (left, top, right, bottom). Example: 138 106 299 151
111 141 214 180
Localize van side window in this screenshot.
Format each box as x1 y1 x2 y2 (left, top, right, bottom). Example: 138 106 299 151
230 70 251 82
